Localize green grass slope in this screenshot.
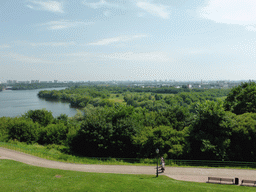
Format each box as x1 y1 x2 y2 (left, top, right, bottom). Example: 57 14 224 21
0 160 254 192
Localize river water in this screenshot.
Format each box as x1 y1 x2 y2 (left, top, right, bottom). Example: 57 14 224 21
0 88 78 117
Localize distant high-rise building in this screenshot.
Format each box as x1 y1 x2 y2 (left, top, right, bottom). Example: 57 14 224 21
54 80 58 83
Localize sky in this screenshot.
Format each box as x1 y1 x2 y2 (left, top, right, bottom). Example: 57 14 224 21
1 0 256 82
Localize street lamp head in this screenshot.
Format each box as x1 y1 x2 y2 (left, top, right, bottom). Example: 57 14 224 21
156 148 159 154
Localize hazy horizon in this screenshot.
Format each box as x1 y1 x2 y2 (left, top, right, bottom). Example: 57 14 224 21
1 0 256 82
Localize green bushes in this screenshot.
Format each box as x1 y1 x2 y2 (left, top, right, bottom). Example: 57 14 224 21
0 110 79 146
2 102 256 161
0 117 13 141
70 105 139 157
188 100 233 160
8 118 40 144
38 86 111 108
224 81 256 114
39 123 68 145
23 109 54 127
133 126 187 159
228 113 256 161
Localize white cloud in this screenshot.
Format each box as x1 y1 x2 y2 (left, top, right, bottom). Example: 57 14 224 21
246 26 256 32
40 20 93 30
200 0 256 26
0 44 11 49
65 51 171 62
103 10 111 17
83 0 119 9
27 0 64 13
88 35 147 45
65 52 93 57
0 52 53 64
136 1 170 19
101 52 171 62
29 41 76 46
137 12 146 17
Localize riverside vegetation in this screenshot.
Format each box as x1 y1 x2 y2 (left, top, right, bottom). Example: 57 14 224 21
1 82 256 164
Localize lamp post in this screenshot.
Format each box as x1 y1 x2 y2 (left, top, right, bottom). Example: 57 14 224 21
156 148 159 177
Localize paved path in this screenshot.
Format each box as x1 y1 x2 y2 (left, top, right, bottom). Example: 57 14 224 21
1 147 256 184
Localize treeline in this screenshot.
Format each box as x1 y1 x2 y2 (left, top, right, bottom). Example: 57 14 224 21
0 109 80 146
0 101 255 161
1 82 256 161
84 85 230 95
38 87 113 108
11 83 82 90
38 86 229 110
123 90 228 112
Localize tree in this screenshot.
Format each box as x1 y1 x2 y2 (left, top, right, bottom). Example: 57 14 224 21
110 118 137 157
155 106 191 131
8 118 40 143
39 123 68 145
55 114 69 125
224 81 256 115
133 126 187 159
70 107 113 157
23 109 54 127
188 100 233 160
228 113 256 161
0 117 13 141
70 104 140 157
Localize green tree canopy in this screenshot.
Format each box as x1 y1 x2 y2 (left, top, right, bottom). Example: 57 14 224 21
8 118 40 143
188 100 233 160
70 105 139 157
23 109 54 127
228 113 256 161
224 81 256 115
133 125 187 159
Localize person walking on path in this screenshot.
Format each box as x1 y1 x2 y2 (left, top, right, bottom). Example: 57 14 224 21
160 157 165 172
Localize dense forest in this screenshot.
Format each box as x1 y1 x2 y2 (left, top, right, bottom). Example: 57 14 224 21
1 82 256 161
38 86 229 111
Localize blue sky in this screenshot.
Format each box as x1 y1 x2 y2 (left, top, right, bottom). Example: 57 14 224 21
1 0 256 81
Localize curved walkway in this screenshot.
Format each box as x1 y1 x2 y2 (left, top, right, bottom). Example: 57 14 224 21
1 147 256 184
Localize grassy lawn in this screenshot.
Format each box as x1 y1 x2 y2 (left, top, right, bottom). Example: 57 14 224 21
0 159 255 192
217 96 227 101
109 94 125 103
161 93 175 97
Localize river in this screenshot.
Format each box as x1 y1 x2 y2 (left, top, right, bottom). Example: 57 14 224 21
0 88 78 117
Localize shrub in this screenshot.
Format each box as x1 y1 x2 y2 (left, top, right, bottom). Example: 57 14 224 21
23 109 54 127
0 117 12 141
8 118 40 144
39 123 68 145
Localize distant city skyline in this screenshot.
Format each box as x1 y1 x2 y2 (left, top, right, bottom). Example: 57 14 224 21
1 0 256 81
1 78 251 84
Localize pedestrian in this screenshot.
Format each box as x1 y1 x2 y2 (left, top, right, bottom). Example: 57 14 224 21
160 157 165 172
